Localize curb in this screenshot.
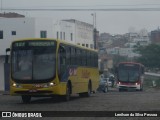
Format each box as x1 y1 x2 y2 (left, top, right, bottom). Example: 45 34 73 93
0 91 10 95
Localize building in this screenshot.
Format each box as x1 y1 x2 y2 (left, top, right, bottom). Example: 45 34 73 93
151 29 160 44
98 33 112 52
0 17 54 55
62 19 94 48
133 37 150 46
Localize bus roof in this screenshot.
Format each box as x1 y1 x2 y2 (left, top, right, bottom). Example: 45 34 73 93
117 62 144 67
11 38 98 52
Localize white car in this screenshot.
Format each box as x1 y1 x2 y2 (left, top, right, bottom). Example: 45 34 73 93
103 78 112 87
97 78 109 93
107 79 113 87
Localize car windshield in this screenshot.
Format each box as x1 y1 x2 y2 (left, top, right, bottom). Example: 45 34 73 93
11 41 56 82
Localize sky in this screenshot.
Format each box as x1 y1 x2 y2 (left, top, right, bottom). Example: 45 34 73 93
1 0 160 34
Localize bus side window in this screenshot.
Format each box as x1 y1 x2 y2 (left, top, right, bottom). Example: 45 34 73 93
90 52 94 67
77 49 81 66
59 45 67 78
79 49 82 65
71 47 75 65
66 46 71 65
87 51 90 66
75 48 77 65
92 53 97 67
94 53 98 67
60 45 66 65
82 50 87 66
141 66 145 74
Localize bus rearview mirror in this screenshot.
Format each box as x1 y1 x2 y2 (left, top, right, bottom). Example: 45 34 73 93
5 48 10 63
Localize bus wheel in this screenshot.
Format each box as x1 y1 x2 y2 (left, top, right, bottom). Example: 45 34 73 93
63 83 71 101
119 88 122 92
85 82 92 97
21 95 31 103
140 85 143 91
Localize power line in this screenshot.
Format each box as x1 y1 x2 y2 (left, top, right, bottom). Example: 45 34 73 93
2 8 160 11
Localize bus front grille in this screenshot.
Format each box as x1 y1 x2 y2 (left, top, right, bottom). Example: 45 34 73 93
15 90 52 94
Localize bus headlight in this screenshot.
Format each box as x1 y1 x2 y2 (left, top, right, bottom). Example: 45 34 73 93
49 82 56 86
43 82 56 88
12 83 22 88
135 82 140 85
13 83 16 87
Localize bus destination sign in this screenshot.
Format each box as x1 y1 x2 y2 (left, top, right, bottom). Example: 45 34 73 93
13 41 55 47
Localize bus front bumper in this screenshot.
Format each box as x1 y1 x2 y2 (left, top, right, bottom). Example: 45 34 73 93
10 82 67 96
117 84 140 91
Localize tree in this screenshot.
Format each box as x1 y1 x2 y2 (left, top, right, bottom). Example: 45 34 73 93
134 44 160 68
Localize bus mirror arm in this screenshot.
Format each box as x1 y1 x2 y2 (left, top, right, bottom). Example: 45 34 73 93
5 48 10 63
6 48 10 53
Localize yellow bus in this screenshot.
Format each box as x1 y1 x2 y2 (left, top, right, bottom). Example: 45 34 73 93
6 38 99 103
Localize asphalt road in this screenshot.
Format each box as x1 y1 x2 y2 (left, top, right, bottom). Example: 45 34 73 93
0 87 160 120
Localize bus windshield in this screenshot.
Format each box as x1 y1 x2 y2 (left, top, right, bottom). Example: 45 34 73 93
11 40 56 82
118 64 140 82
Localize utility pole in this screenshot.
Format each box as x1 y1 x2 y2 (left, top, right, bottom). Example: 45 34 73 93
91 13 95 28
91 13 98 49
1 0 2 12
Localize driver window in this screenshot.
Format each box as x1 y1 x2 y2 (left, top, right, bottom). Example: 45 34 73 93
60 45 66 65
59 45 67 78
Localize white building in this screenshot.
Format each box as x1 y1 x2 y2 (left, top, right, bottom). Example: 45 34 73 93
62 19 94 48
0 17 94 91
53 20 75 44
0 17 94 55
119 48 140 58
106 47 140 58
133 37 150 46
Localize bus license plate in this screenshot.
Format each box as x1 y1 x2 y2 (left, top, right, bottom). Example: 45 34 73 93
34 84 43 88
29 90 37 92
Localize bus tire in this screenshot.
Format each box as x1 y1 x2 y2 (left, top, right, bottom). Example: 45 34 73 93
21 95 31 103
63 82 71 101
119 88 122 92
85 81 92 97
140 85 143 91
